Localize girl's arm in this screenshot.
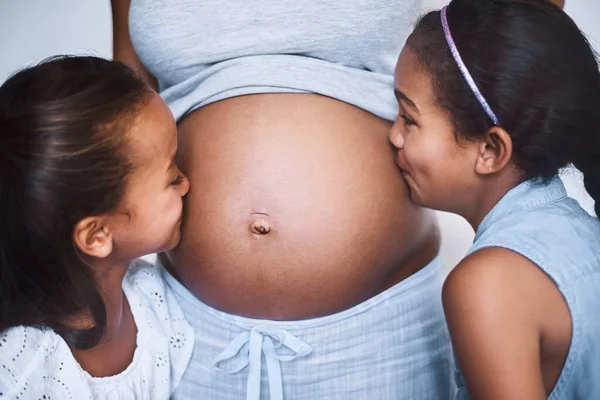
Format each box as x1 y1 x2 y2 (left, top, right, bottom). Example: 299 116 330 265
442 247 548 400
110 0 158 90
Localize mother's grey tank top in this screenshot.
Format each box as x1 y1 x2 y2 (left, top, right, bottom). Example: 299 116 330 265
129 0 421 121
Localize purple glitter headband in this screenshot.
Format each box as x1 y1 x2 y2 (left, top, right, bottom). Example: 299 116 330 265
441 6 499 125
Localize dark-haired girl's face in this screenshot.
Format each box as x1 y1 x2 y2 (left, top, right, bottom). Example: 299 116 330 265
109 94 190 258
389 47 481 214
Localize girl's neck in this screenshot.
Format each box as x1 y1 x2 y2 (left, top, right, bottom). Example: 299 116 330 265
95 261 130 339
462 174 523 232
71 259 138 377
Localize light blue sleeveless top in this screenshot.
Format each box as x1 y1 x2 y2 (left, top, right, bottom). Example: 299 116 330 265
455 177 600 399
128 0 421 122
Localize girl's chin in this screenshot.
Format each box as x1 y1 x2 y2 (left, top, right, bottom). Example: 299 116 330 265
157 221 184 254
401 174 429 208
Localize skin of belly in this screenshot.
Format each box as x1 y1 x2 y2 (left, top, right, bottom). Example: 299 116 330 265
164 93 440 319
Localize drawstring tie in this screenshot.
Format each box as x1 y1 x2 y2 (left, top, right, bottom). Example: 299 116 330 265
212 326 312 400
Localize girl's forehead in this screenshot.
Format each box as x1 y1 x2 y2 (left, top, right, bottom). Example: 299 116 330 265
395 49 436 109
128 96 177 151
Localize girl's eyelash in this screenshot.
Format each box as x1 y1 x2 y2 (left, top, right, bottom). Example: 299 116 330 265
400 114 416 126
170 174 185 186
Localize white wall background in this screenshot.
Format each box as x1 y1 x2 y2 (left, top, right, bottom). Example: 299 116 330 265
1 0 598 269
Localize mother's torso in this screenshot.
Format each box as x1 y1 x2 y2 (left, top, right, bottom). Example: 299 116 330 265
130 0 439 319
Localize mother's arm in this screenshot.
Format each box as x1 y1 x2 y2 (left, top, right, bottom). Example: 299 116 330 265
110 0 158 91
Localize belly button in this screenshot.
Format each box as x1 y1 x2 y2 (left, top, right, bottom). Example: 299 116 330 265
249 213 272 236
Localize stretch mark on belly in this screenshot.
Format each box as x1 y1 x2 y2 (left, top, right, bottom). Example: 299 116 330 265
250 213 272 235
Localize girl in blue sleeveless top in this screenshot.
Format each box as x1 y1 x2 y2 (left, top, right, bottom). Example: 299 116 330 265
389 0 600 399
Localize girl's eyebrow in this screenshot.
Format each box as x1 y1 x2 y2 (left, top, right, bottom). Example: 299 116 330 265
394 89 421 115
166 151 177 171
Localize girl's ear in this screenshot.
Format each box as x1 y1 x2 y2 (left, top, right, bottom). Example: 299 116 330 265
474 126 513 176
73 217 113 259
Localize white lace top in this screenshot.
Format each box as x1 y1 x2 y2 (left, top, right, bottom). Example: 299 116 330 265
0 260 194 400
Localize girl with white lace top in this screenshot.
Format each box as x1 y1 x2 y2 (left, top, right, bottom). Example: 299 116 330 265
0 55 194 399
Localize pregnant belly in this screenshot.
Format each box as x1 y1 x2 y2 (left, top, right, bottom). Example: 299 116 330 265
166 93 439 319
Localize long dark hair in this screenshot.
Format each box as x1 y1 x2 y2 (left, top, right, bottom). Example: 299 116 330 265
0 56 152 349
407 0 600 215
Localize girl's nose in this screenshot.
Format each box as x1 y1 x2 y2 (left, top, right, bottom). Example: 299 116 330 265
388 120 405 150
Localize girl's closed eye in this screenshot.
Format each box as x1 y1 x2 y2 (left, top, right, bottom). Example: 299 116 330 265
400 113 417 127
397 103 417 128
170 173 185 186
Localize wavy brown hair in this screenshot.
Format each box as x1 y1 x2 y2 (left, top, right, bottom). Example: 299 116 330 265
0 56 152 349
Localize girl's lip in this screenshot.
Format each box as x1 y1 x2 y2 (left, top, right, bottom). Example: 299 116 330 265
396 163 414 186
395 156 408 174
